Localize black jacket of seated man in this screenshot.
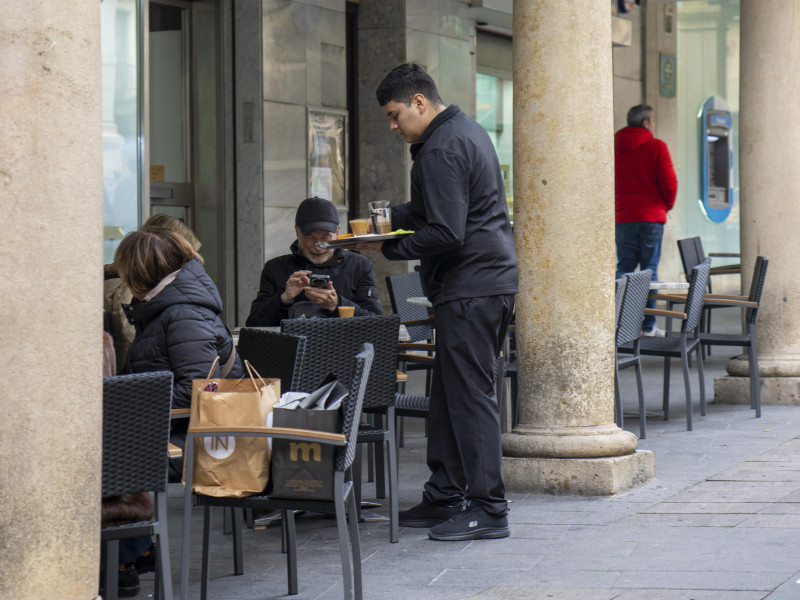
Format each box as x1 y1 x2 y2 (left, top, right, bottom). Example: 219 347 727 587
245 240 383 327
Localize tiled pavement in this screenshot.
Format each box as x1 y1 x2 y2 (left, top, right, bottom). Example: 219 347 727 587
141 316 800 600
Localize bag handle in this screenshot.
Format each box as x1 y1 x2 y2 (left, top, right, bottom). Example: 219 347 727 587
244 360 268 391
201 356 221 388
200 357 267 393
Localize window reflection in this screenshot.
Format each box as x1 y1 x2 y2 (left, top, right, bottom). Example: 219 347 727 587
102 0 141 263
476 72 514 223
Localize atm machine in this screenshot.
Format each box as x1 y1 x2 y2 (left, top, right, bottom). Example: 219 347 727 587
699 95 734 223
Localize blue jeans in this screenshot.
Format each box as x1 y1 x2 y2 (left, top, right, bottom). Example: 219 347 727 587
615 222 664 331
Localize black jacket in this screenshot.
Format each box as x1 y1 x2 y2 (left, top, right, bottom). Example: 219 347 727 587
382 105 518 306
246 240 383 327
125 258 244 408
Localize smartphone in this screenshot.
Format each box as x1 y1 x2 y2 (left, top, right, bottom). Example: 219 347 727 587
309 274 330 288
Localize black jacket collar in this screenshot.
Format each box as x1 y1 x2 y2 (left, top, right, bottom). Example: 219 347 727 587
410 104 460 160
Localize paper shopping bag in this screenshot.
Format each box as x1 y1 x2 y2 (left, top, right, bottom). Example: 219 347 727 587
270 375 347 500
184 358 280 498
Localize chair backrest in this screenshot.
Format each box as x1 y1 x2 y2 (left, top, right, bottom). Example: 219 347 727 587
617 269 653 345
677 236 703 280
102 371 173 497
282 314 399 410
615 277 626 323
336 343 374 473
682 258 712 334
746 256 769 326
237 328 306 394
386 271 432 343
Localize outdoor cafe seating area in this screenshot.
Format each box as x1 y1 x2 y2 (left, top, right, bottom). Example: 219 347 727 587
101 236 767 600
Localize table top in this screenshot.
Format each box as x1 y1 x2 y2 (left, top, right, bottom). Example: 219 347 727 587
650 281 689 290
406 296 432 307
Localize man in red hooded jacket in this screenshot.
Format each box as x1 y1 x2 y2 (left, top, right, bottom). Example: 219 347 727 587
615 104 677 336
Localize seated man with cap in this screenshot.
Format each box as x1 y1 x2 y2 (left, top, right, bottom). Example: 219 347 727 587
246 196 383 326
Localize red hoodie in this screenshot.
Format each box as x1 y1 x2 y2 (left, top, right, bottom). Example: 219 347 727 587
614 126 677 224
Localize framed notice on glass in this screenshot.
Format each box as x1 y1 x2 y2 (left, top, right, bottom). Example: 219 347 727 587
307 108 348 206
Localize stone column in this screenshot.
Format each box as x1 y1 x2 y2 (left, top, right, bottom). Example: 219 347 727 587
502 0 654 494
715 0 800 406
0 3 103 599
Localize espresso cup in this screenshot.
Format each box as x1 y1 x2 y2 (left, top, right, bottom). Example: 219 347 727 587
338 305 355 318
349 219 368 235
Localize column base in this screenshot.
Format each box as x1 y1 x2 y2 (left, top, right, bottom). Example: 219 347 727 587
715 375 800 406
502 451 655 495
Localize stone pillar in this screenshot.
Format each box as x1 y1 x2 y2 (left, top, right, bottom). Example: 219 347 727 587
0 3 103 599
502 0 654 494
715 0 800 406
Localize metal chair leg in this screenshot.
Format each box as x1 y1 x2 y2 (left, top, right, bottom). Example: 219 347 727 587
680 348 693 431
284 510 298 595
635 360 646 439
334 489 354 600
696 345 706 417
347 489 363 600
201 506 212 600
232 507 243 575
662 356 672 419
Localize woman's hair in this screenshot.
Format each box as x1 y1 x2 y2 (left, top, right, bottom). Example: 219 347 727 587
114 227 201 298
143 213 202 252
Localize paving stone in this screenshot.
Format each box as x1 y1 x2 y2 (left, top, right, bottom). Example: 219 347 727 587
669 481 800 503
640 501 769 514
620 512 749 527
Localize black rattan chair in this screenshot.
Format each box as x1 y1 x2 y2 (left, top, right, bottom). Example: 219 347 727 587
237 328 305 395
180 344 374 600
102 371 174 600
698 256 768 418
677 236 741 355
282 314 401 543
620 259 711 431
614 269 652 438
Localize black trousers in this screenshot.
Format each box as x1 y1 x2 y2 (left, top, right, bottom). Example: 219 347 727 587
423 294 515 516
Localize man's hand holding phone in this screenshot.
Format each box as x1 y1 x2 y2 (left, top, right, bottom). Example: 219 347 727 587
303 273 338 312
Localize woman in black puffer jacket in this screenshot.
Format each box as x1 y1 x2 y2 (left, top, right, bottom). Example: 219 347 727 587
115 227 244 476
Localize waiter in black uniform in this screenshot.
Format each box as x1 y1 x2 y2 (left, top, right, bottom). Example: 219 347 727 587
351 63 518 541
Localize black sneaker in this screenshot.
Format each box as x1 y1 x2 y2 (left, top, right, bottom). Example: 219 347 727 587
116 563 141 597
134 543 156 574
428 505 510 541
399 497 464 528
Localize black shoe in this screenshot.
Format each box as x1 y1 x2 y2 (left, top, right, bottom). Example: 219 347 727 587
428 505 510 541
399 497 464 528
134 544 156 574
117 563 141 597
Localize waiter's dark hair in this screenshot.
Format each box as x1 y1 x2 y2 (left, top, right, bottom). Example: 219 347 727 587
627 104 653 128
376 63 444 107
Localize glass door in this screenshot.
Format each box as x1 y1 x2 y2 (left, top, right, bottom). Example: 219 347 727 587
149 0 193 225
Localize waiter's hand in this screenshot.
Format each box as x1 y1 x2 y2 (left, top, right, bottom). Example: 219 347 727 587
281 270 311 303
304 280 339 312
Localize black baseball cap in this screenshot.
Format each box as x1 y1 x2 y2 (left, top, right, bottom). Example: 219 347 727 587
295 197 340 235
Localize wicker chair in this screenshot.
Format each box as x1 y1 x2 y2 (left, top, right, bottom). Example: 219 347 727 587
180 343 374 600
614 269 652 438
237 328 305 396
697 256 768 418
620 259 711 431
677 236 741 355
101 371 174 600
282 314 401 543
